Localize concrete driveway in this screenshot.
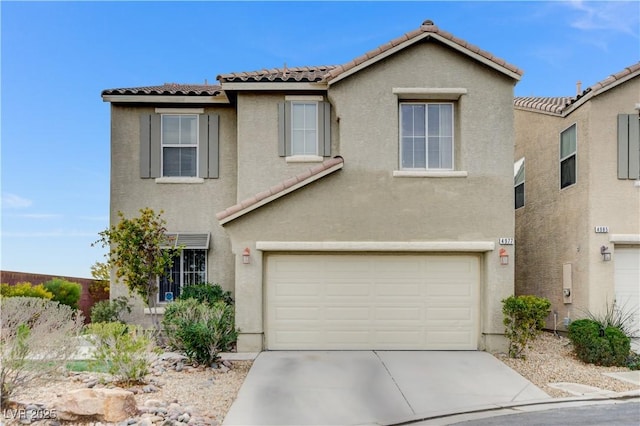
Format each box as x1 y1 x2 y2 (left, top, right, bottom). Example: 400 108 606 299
222 351 550 426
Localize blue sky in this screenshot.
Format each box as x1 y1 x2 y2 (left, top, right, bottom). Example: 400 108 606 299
1 1 639 279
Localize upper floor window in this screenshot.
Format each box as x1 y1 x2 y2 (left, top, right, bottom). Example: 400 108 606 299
560 124 577 189
278 98 331 159
400 103 453 170
514 157 525 209
139 110 219 180
291 102 318 156
162 114 198 177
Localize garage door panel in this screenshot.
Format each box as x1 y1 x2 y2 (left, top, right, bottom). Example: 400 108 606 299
266 254 479 350
614 247 640 337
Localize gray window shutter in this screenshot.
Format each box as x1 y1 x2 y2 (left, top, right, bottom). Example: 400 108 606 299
618 114 640 179
140 114 161 178
140 114 151 178
150 114 161 178
198 114 220 179
278 102 286 157
629 114 640 179
319 101 331 156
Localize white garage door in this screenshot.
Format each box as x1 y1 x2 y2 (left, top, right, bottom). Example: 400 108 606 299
614 247 640 337
265 253 480 350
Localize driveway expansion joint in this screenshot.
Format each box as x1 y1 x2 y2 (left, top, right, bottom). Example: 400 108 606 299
374 350 416 415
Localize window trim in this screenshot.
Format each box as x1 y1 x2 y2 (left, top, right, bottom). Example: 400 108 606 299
399 101 455 171
559 123 577 189
160 113 199 178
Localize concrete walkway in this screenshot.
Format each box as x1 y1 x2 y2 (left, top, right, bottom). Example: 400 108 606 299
222 351 550 425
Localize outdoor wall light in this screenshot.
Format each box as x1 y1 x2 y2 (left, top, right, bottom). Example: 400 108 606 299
600 245 611 262
499 248 509 265
242 247 251 264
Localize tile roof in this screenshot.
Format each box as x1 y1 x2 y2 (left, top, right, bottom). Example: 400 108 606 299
101 83 223 97
217 156 344 224
514 62 640 115
216 19 522 86
217 65 337 83
323 19 523 82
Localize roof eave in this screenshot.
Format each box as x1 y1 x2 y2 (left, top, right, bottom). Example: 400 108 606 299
101 94 230 104
218 160 344 226
219 81 328 91
326 32 522 86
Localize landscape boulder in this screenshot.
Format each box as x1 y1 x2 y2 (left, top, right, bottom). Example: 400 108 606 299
54 388 137 422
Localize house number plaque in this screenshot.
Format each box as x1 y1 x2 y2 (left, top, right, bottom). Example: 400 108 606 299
499 238 514 245
594 226 609 233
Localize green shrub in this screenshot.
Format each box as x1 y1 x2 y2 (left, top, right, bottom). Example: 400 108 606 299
502 295 551 358
42 278 82 309
162 298 237 365
568 318 630 366
178 283 233 305
0 282 53 299
582 299 639 338
86 322 153 383
90 296 132 324
627 351 640 371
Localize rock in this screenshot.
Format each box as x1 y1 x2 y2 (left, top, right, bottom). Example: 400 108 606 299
219 365 229 374
137 418 153 426
175 363 184 372
143 399 164 408
86 380 98 388
54 388 137 423
222 360 232 369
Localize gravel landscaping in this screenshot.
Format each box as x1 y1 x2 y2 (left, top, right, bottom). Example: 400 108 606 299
4 331 639 425
494 331 639 398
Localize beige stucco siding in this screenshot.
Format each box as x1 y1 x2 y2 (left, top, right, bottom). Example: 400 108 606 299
228 39 517 351
109 104 237 325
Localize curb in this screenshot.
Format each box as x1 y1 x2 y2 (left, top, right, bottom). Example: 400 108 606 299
386 390 640 426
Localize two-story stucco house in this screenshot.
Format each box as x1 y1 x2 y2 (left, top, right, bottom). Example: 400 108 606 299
102 20 522 352
513 63 640 336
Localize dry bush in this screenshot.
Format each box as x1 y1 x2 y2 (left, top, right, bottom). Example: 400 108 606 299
0 297 85 407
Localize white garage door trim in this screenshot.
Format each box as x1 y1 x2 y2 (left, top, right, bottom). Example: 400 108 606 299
614 246 640 338
265 253 480 350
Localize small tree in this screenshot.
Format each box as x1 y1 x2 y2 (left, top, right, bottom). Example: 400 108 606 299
89 260 111 302
94 208 179 332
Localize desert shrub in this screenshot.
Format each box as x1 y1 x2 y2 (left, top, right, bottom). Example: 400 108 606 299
0 282 53 299
85 322 153 383
502 295 551 358
162 298 237 365
178 283 233 305
582 299 639 338
42 278 82 310
90 296 132 324
627 351 640 371
0 297 84 407
568 318 630 366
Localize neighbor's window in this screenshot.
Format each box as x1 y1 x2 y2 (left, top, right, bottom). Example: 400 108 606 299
560 124 577 189
291 102 318 156
400 103 453 170
159 249 207 302
514 158 525 209
162 114 198 177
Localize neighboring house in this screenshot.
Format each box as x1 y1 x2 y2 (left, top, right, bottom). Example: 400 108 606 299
513 63 640 335
101 19 522 352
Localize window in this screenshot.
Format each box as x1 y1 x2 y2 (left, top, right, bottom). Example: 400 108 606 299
278 100 331 158
560 124 577 189
139 111 219 179
400 103 453 170
158 232 210 303
291 103 318 155
159 249 206 302
162 115 198 177
617 114 640 179
514 158 525 209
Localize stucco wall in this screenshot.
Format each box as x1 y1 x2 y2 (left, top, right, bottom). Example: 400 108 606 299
228 40 517 351
109 104 237 326
514 75 640 329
